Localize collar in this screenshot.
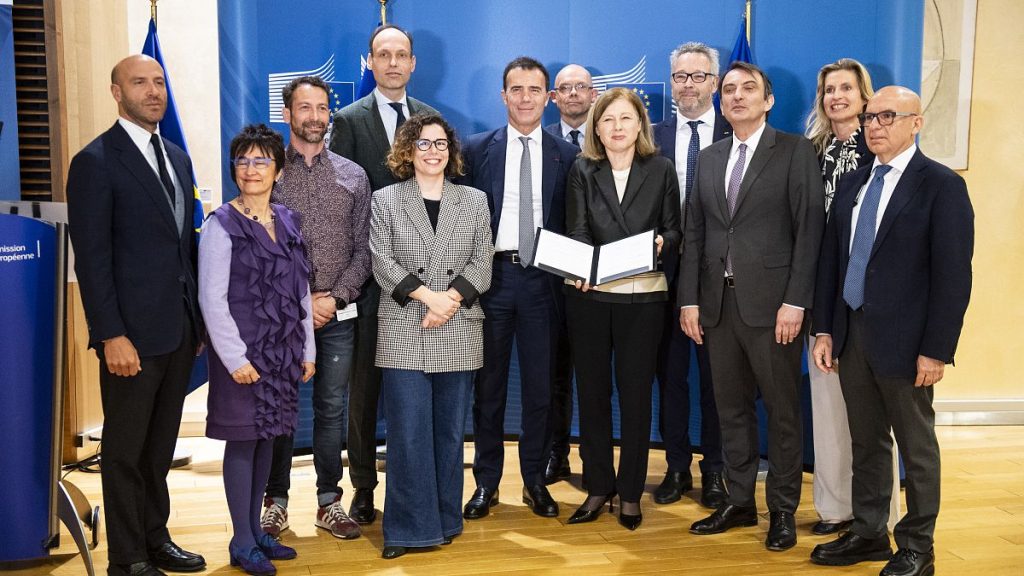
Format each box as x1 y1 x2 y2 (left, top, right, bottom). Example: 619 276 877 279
508 123 544 143
731 121 767 155
286 143 324 165
676 106 716 131
118 116 160 149
871 143 917 176
560 119 586 138
374 86 408 108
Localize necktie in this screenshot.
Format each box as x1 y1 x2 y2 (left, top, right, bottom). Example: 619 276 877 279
569 129 581 147
724 142 746 276
387 102 406 134
518 136 534 267
684 121 701 203
150 133 175 207
843 165 893 310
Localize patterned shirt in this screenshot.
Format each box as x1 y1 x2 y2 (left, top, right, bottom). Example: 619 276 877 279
821 128 871 214
273 145 372 304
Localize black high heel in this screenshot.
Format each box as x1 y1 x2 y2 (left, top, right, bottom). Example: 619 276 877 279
618 504 643 531
567 492 617 524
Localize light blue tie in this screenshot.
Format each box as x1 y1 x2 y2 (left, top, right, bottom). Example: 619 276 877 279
843 164 892 310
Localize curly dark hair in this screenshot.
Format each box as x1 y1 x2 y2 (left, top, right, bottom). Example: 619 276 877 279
228 123 285 186
386 113 464 181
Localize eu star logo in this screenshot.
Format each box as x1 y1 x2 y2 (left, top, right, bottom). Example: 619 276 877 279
607 82 666 123
327 81 355 115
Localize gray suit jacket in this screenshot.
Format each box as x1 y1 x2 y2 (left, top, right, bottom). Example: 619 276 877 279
329 92 439 191
679 124 824 328
370 179 494 372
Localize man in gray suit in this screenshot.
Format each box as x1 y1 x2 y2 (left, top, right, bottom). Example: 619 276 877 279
327 24 439 526
680 61 823 552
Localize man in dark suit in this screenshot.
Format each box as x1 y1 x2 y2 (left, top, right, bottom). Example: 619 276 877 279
458 56 579 519
680 61 824 552
651 41 731 509
66 54 205 576
540 62 593 485
810 86 973 576
325 24 438 525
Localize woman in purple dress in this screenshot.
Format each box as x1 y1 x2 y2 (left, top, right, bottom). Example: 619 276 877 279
199 124 315 576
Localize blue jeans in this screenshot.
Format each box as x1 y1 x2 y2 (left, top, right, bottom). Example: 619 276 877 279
312 316 356 504
381 368 473 547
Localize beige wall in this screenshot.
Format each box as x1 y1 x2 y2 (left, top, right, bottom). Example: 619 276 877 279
935 0 1024 404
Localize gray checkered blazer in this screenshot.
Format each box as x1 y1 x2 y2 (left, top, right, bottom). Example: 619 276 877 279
371 178 494 372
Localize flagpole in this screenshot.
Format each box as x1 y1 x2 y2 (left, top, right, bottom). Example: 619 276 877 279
745 0 751 43
379 0 388 25
151 0 158 26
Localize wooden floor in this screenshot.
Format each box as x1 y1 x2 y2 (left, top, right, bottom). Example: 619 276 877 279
16 426 1024 575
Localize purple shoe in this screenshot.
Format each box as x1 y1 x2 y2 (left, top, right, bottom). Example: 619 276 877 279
229 545 276 576
257 533 297 560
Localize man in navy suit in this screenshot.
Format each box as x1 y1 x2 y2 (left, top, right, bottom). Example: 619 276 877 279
67 55 205 576
540 62 593 484
810 86 973 576
458 56 579 519
651 41 732 509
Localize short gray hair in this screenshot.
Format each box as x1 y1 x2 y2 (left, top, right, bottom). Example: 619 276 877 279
669 42 720 76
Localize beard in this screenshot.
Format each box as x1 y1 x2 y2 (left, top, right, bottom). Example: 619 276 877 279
123 97 166 127
293 119 326 144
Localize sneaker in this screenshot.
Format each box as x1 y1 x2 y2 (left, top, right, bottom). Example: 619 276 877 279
315 495 361 539
260 497 289 538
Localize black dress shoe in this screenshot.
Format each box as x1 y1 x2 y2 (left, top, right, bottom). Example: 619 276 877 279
381 546 407 560
810 532 893 566
700 472 728 509
880 548 935 576
349 488 377 524
463 486 499 519
148 541 206 572
689 503 758 535
543 453 571 485
567 493 616 524
522 485 559 517
811 519 853 535
110 561 166 576
652 470 693 505
765 511 797 551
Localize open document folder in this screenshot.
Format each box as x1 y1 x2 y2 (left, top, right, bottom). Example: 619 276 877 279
531 228 657 286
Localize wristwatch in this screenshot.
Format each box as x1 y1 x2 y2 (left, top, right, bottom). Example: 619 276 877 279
334 297 346 310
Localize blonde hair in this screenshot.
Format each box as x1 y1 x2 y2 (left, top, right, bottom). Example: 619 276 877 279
580 88 657 161
804 58 875 155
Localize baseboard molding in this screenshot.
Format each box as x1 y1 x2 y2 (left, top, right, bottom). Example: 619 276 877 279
934 399 1024 425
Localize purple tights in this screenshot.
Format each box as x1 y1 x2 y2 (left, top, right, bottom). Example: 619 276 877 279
223 438 274 551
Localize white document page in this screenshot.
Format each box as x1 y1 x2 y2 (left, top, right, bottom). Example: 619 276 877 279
595 229 655 285
532 228 594 281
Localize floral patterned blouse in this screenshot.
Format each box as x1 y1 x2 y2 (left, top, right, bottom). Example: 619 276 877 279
820 128 873 214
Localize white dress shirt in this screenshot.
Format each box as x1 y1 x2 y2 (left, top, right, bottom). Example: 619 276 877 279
118 116 182 196
494 124 544 252
674 106 717 202
849 144 917 252
559 120 586 144
373 87 409 145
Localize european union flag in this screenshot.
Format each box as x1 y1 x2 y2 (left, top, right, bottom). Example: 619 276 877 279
607 82 667 123
728 16 755 65
141 18 207 394
327 81 356 116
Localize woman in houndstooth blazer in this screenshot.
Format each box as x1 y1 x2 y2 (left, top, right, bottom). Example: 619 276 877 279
369 113 494 559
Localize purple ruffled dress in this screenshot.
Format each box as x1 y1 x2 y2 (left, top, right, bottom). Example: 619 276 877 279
205 204 309 441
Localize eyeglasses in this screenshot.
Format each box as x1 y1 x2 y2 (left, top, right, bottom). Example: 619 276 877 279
555 82 592 94
231 157 275 169
858 111 918 126
415 138 449 151
671 71 714 84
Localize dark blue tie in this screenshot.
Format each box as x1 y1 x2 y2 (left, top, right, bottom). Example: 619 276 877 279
685 120 701 205
843 164 893 310
388 102 406 133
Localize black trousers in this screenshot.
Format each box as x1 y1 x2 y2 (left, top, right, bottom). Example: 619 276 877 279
566 296 663 503
841 309 940 552
347 278 382 490
704 286 803 513
546 320 575 459
99 313 195 565
656 302 723 475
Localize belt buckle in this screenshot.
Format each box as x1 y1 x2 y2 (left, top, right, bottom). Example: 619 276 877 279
511 252 520 264
725 276 735 287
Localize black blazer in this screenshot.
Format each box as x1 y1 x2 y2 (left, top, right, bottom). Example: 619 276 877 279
679 124 824 328
652 111 732 286
329 92 438 191
813 149 974 378
458 126 579 239
67 121 201 356
566 154 681 302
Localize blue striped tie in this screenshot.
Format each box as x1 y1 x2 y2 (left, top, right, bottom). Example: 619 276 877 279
843 165 892 310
